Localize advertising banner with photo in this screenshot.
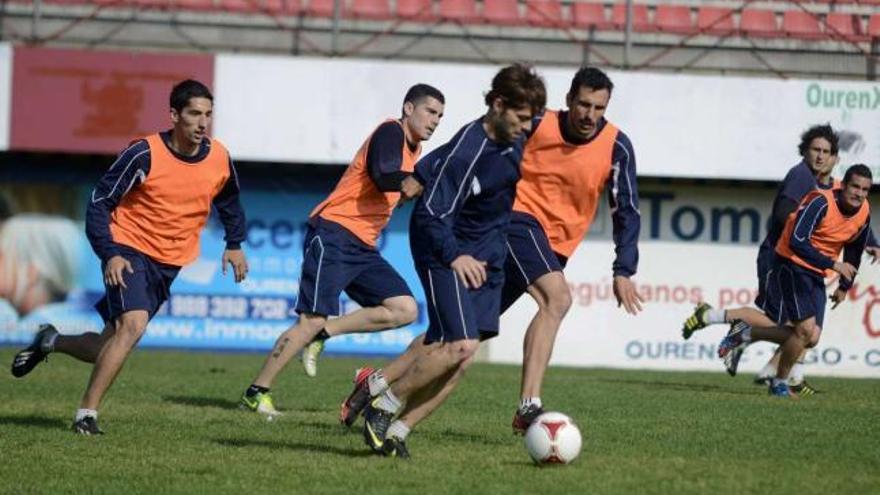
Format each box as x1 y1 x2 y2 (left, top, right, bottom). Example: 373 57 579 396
214 54 880 182
0 43 11 151
492 244 880 379
0 184 426 356
9 46 213 154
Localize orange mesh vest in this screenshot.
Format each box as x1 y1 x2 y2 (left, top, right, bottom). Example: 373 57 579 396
311 120 420 246
110 134 230 266
513 111 619 258
776 188 870 276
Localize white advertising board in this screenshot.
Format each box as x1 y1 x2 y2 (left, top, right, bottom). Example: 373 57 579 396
491 241 880 378
0 43 11 151
214 55 880 181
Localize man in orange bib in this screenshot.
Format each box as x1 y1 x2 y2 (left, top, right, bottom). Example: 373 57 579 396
239 85 445 417
337 67 644 435
717 164 872 398
10 80 250 434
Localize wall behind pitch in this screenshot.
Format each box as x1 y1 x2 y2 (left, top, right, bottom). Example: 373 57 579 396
491 241 880 379
214 54 880 182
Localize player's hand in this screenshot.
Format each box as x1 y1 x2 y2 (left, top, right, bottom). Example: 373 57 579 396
222 248 249 283
832 261 857 282
451 255 487 289
829 287 847 310
612 275 644 315
104 255 133 289
865 246 880 264
400 176 424 201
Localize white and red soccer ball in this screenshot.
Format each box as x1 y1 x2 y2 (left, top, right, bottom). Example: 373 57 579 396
524 412 582 465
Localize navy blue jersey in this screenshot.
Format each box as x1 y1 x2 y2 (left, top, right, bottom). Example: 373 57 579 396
411 118 523 269
759 161 826 254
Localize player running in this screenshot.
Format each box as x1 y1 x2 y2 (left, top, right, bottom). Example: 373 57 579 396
239 85 445 416
360 64 547 458
10 80 249 434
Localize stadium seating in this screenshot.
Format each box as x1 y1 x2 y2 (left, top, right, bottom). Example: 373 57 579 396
29 0 880 44
571 2 612 31
351 0 392 20
868 14 880 38
524 0 565 28
610 3 653 32
397 0 437 21
781 10 823 40
739 9 779 38
654 4 693 35
438 0 480 24
696 6 736 36
482 0 521 26
825 12 865 42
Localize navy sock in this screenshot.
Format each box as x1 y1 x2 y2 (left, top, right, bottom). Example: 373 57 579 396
246 385 269 397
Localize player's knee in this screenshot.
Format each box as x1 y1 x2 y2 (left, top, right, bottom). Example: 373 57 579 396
447 339 480 364
116 312 148 345
806 327 821 348
793 321 817 346
386 297 418 327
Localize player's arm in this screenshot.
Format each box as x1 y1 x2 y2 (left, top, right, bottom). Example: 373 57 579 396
367 122 419 197
787 195 840 274
213 157 249 283
85 141 151 288
606 132 643 314
831 218 870 308
771 167 814 228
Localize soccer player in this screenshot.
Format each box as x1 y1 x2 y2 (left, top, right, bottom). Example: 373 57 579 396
9 80 249 434
682 125 877 392
716 164 872 397
339 67 642 435
238 85 445 415
360 64 547 458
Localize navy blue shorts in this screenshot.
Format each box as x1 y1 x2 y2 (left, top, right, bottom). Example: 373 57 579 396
418 263 504 344
501 212 567 313
94 244 180 323
754 244 773 309
759 257 827 328
295 218 412 316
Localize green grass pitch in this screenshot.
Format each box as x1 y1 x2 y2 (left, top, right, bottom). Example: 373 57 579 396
1 349 878 494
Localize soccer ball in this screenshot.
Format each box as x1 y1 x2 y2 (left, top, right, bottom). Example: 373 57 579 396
524 412 582 465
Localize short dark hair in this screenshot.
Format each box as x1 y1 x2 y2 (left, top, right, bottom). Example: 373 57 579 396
568 66 614 97
170 79 213 113
404 84 445 106
484 63 547 115
843 163 873 185
798 124 839 157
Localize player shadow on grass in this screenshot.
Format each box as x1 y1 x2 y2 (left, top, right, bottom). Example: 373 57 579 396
214 438 373 458
592 378 754 396
161 395 241 410
0 414 67 430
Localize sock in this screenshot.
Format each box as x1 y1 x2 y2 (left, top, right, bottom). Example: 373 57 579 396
312 329 330 342
41 332 59 353
246 385 270 398
758 360 777 378
374 389 402 414
706 309 727 324
387 420 411 441
788 362 805 385
75 408 97 422
367 370 389 397
519 397 542 411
